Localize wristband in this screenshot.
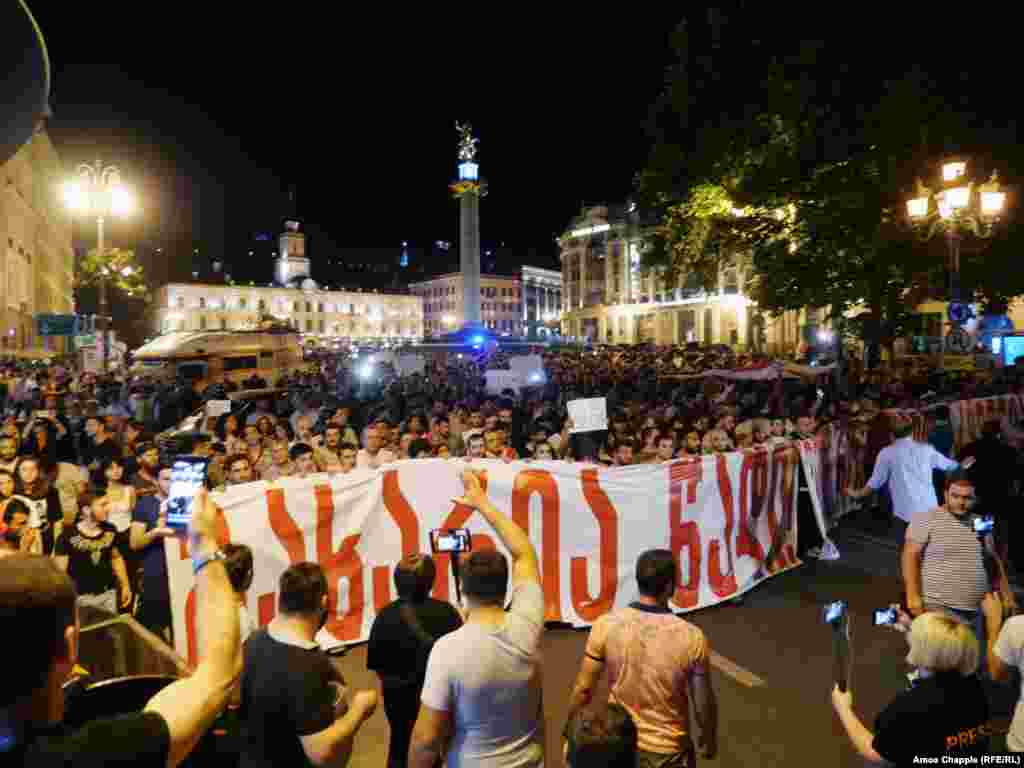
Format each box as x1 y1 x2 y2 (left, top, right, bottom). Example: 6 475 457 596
193 549 227 576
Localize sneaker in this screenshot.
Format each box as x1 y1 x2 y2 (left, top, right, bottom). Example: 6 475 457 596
805 546 822 559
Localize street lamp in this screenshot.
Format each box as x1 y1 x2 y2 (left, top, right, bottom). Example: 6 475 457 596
61 159 135 372
906 159 1008 363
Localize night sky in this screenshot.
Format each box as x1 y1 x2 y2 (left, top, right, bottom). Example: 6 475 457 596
33 4 1020 299
35 4 686 289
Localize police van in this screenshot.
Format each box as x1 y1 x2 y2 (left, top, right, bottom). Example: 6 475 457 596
131 329 303 389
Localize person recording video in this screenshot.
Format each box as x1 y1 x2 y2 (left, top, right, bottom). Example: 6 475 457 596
0 487 243 767
832 611 990 763
901 477 1015 679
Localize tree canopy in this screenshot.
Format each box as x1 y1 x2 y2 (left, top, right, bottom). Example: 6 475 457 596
636 11 1024 353
75 246 149 301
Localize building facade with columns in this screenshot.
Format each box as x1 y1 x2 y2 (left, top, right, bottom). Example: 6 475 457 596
559 204 813 352
0 130 75 357
150 221 422 342
521 265 562 339
151 283 422 342
410 265 562 339
410 272 522 338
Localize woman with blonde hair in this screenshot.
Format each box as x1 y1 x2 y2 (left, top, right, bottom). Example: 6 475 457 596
832 610 990 764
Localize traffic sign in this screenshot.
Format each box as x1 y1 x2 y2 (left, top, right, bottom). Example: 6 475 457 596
36 314 78 336
944 328 973 354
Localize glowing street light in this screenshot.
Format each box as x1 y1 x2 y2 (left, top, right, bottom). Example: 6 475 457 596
906 159 1011 366
61 159 135 371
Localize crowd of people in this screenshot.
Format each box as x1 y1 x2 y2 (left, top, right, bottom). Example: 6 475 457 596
1 343 1024 766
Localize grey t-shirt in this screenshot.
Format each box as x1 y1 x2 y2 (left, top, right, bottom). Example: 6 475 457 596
994 616 1024 751
421 581 545 768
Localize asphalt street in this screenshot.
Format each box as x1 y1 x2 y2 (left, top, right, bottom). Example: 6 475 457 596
333 522 1020 768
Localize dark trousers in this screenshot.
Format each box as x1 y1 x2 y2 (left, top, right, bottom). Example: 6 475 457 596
798 489 823 555
135 596 172 644
382 687 420 768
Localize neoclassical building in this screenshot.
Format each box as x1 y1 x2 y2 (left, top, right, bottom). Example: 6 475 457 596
521 265 563 339
0 130 75 357
410 265 562 339
410 272 522 338
150 222 422 343
559 204 814 352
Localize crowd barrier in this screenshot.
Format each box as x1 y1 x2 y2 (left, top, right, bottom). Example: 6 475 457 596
78 613 190 682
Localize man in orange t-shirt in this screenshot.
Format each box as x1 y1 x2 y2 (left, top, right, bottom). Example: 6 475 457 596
569 549 717 767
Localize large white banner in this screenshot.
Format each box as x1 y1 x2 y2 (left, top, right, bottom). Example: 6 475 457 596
166 449 804 663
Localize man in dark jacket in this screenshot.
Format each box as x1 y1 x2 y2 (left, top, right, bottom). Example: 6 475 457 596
367 554 461 768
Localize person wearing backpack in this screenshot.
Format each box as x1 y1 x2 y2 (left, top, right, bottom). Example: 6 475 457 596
367 554 462 768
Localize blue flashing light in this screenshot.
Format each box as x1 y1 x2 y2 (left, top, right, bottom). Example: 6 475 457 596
458 162 479 181
471 335 484 345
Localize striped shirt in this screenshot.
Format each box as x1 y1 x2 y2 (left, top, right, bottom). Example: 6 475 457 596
908 506 988 612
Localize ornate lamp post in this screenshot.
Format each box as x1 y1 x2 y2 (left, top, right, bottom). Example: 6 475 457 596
61 159 134 371
906 159 1008 365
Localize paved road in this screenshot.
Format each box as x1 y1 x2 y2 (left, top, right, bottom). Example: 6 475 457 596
334 546 999 768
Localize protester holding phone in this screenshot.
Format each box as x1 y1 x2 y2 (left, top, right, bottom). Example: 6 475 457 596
832 610 990 763
166 456 211 528
901 476 1016 689
131 465 176 640
410 468 545 768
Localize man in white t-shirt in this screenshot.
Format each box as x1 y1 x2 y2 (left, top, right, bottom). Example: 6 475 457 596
983 592 1024 751
409 469 545 768
357 426 396 470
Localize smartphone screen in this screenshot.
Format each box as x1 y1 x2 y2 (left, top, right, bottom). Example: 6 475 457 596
824 600 847 625
873 608 897 626
973 516 994 534
430 528 472 554
166 456 209 529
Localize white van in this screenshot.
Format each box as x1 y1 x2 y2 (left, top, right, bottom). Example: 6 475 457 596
131 330 303 389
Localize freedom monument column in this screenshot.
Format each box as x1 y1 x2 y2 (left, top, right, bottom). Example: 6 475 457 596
450 122 487 331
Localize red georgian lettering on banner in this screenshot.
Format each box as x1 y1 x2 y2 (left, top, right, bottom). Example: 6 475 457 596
570 469 619 622
669 459 703 609
819 433 833 516
737 451 767 564
708 454 738 598
257 592 276 627
375 470 424 611
835 428 849 496
511 470 562 622
314 484 365 641
432 472 496 602
266 487 307 564
763 446 797 570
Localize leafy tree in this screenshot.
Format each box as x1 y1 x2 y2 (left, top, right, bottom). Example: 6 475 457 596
637 23 1024 361
75 246 149 304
